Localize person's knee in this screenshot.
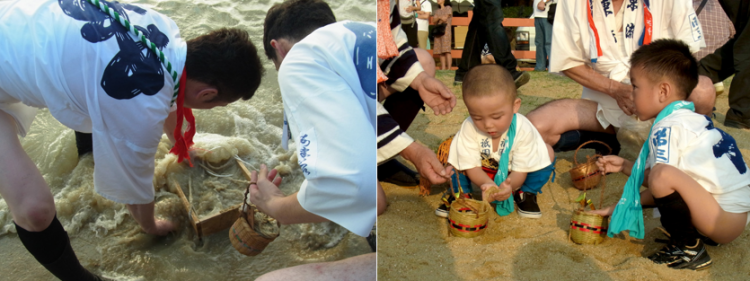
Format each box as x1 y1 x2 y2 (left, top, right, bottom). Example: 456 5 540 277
414 48 436 77
377 197 387 216
647 164 672 194
689 76 716 116
15 200 55 231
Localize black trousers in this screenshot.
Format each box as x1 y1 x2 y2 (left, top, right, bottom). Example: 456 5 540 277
699 1 750 119
455 0 518 81
401 18 420 49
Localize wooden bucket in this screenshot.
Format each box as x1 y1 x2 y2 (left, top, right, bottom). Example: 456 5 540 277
569 168 607 245
229 179 280 256
570 140 611 190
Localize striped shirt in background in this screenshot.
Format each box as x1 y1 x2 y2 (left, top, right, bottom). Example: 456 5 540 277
377 0 425 164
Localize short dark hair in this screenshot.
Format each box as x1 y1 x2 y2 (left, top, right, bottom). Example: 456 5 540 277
263 0 336 61
462 64 516 101
629 39 698 99
442 0 452 7
186 28 264 102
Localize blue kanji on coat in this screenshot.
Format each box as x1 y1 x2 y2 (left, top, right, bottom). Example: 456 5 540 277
58 0 168 100
704 116 747 174
343 22 377 100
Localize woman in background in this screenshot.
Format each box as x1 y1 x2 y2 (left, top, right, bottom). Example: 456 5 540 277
433 0 452 70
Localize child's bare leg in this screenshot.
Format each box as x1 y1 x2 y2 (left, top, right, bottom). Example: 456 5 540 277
649 164 747 244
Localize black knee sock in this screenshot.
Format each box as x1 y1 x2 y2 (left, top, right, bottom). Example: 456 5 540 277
552 130 621 155
75 131 93 157
654 192 699 247
15 216 101 281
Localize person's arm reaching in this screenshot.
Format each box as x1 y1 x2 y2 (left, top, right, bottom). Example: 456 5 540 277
249 164 328 224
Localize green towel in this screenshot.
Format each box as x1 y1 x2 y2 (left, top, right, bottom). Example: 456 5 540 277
492 114 517 216
607 101 695 239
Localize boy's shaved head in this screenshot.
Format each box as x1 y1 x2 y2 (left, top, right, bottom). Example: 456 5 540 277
462 64 517 101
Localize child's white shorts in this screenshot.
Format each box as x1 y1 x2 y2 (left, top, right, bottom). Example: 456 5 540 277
713 184 750 226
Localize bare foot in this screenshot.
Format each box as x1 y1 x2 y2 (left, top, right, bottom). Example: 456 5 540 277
143 219 176 236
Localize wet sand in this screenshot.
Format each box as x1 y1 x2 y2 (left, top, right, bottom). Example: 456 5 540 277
0 0 374 280
378 70 750 281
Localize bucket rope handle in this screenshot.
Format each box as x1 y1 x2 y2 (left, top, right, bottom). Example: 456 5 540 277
240 182 259 229
573 140 611 166
574 140 610 210
85 0 180 105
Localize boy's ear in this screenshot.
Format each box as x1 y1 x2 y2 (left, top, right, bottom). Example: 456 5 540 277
512 97 522 113
658 81 671 102
197 87 219 103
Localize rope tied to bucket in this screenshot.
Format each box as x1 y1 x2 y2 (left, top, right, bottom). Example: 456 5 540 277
85 0 195 166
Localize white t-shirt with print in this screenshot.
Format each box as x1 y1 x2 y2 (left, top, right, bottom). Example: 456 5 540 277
646 109 750 195
417 0 432 32
0 0 185 204
278 21 376 237
448 114 551 174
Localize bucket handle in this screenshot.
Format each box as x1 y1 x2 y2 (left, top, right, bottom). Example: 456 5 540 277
578 157 607 211
573 140 611 166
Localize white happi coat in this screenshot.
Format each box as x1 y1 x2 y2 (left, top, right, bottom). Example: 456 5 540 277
550 0 705 128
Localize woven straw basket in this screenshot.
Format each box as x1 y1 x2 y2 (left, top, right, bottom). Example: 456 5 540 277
229 189 279 256
419 135 456 196
449 197 490 238
570 210 607 245
570 140 611 190
437 135 454 165
569 164 608 245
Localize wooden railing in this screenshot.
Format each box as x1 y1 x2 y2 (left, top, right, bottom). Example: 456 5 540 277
427 11 536 70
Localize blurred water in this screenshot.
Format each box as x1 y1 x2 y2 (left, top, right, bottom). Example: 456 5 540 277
0 0 374 280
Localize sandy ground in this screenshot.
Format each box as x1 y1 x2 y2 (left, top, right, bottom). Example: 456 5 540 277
378 70 750 281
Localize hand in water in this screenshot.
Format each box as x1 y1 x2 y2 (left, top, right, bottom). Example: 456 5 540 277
248 164 284 215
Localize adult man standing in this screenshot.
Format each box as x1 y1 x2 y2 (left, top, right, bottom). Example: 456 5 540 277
453 0 530 88
254 0 376 279
533 0 553 71
0 0 263 280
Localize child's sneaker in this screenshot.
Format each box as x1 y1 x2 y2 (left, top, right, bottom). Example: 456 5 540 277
648 238 712 270
435 192 472 218
513 191 542 218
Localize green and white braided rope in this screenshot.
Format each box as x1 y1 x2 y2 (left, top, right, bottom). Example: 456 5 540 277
85 0 180 104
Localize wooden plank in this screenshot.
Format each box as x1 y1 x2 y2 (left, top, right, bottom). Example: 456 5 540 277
430 12 533 27
173 180 201 236
196 204 242 237
502 18 535 27
236 159 253 181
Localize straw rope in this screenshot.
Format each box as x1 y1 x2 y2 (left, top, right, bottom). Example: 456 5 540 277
85 0 180 105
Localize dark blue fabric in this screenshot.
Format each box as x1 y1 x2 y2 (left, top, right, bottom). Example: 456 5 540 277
520 157 556 194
